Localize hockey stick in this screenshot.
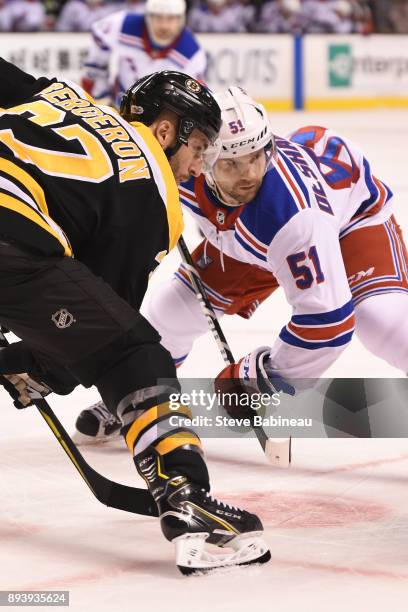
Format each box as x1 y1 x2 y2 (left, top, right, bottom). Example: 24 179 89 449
0 331 158 518
177 236 291 467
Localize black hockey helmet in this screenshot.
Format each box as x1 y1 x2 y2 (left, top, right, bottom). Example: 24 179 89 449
120 71 222 156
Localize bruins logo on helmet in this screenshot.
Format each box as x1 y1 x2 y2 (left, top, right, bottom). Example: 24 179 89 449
185 79 201 93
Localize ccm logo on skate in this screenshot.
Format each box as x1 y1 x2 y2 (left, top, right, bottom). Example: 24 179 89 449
51 308 76 329
216 510 242 519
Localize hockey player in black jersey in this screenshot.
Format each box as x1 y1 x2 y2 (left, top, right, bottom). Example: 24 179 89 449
0 58 270 573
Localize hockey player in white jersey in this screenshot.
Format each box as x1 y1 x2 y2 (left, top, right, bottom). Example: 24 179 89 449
73 86 408 442
82 0 206 107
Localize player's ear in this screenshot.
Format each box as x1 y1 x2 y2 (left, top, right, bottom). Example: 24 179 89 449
153 119 177 150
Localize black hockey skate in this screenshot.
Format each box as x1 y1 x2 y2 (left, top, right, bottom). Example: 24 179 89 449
73 401 122 445
137 449 271 575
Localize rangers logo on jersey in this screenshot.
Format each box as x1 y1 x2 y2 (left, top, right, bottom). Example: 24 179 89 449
196 253 213 269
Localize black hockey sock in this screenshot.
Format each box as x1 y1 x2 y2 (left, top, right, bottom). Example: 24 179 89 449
161 447 210 491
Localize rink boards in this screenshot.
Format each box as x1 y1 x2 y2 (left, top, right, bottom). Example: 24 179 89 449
1 33 408 111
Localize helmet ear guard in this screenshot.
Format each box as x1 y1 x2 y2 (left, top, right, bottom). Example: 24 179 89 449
202 137 222 173
165 117 198 159
120 71 222 159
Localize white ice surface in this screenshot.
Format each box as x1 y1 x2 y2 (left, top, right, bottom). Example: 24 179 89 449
1 110 408 611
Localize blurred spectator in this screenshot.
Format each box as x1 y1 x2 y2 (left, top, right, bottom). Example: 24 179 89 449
188 0 249 32
82 0 206 107
233 0 256 30
0 0 12 30
303 0 354 33
0 0 402 34
0 0 45 30
369 0 392 31
332 0 355 32
351 0 373 33
388 0 408 33
56 0 118 31
121 0 145 12
255 0 307 33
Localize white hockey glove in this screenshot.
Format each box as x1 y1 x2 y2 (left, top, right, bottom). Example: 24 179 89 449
0 373 52 409
214 346 295 419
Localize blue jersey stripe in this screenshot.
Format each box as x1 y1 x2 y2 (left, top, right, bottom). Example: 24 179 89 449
83 62 106 71
174 272 225 312
239 168 302 246
352 159 393 218
179 264 232 305
278 149 311 208
174 28 200 59
122 13 144 37
92 34 110 52
291 299 354 326
200 284 232 305
174 354 188 365
180 177 196 192
175 271 194 293
180 196 205 217
279 327 354 350
353 287 408 306
235 232 268 262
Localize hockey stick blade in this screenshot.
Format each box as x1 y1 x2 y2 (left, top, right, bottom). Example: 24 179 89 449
250 414 291 467
36 397 158 516
264 437 292 468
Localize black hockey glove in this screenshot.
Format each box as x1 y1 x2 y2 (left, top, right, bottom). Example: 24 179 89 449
0 340 77 408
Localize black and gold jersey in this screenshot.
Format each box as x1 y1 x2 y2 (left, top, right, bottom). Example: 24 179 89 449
0 61 183 309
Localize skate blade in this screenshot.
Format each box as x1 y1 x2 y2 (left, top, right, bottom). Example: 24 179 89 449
72 430 121 446
174 531 271 576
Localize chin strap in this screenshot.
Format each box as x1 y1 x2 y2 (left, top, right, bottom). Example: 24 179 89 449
207 181 244 208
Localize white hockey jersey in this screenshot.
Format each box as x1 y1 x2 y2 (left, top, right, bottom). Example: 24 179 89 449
177 126 394 379
82 11 207 106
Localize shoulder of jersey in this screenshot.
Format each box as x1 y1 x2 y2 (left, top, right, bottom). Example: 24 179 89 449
236 158 311 260
179 177 205 217
180 177 196 192
174 27 201 59
121 12 145 38
288 125 329 147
